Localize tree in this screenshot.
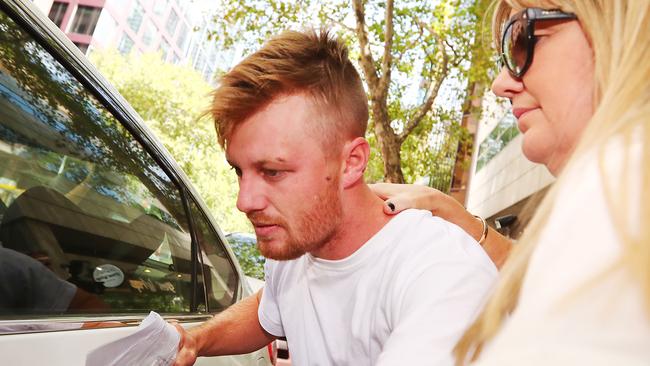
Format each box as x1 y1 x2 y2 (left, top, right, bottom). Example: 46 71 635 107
89 50 251 233
206 0 493 184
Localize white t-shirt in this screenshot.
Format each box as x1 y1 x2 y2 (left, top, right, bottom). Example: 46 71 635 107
475 136 650 365
259 209 497 366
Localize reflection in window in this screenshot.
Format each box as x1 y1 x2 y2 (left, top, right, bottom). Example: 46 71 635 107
47 1 68 28
0 10 202 319
170 52 180 65
141 20 157 48
165 9 179 36
70 5 101 35
475 113 520 172
175 23 188 51
153 0 169 17
117 32 134 54
190 201 237 313
126 1 145 33
159 38 170 61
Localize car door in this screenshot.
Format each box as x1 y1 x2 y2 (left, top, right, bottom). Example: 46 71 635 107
0 1 270 365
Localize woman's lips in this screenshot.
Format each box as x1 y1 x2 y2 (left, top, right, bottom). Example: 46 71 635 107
512 107 536 119
512 107 536 133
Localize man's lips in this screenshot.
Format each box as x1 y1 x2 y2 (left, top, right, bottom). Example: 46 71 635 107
251 222 280 236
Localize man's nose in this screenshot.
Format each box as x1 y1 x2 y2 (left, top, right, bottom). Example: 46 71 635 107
236 176 267 214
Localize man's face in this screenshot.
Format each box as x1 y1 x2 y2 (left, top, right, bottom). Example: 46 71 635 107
226 94 343 260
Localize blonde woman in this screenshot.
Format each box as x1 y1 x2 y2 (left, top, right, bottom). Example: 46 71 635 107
374 0 650 364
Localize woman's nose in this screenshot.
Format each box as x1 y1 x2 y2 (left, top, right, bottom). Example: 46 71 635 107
491 67 523 99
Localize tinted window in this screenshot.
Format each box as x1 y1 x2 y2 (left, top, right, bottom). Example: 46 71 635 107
0 10 204 319
190 201 238 312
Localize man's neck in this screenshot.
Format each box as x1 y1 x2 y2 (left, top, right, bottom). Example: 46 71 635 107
310 182 393 260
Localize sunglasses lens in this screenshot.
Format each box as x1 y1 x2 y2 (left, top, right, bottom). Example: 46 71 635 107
502 19 529 76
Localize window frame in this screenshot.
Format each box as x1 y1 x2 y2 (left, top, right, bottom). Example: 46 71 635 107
0 0 242 322
69 5 101 35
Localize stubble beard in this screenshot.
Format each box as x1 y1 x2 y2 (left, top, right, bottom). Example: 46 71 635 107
251 180 343 261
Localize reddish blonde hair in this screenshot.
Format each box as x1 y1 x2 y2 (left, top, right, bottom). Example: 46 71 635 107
210 29 368 150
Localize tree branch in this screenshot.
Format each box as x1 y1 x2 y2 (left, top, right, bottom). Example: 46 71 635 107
352 0 379 92
444 39 463 67
377 0 395 100
414 20 437 67
323 13 355 33
398 26 450 143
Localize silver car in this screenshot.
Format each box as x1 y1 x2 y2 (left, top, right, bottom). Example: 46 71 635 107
0 0 273 364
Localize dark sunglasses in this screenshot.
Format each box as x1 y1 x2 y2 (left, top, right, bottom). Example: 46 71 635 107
500 8 577 78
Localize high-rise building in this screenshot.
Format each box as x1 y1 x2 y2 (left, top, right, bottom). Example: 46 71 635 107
34 0 228 82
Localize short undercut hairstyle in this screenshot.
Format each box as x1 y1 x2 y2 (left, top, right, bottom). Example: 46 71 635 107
210 29 369 151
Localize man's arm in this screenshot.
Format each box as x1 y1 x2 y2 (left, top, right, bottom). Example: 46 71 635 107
173 290 276 366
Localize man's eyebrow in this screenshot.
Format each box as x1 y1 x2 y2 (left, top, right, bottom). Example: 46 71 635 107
226 157 289 169
254 157 288 166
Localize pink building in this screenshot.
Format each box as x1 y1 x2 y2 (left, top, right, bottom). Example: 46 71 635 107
38 0 192 64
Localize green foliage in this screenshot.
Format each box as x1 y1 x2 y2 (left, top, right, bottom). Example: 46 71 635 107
225 234 265 280
89 50 251 233
203 0 494 187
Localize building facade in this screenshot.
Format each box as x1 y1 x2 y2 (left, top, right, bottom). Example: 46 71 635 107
465 92 555 239
34 0 227 82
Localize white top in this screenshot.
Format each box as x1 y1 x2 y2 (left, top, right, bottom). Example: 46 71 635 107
259 209 497 366
476 136 650 365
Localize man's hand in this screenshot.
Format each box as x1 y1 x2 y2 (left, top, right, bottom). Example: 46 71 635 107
169 291 275 365
172 323 199 366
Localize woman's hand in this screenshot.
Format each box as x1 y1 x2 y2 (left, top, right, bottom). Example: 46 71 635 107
370 183 512 269
370 183 469 221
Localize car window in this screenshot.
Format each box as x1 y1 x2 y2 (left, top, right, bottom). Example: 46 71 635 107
0 10 205 320
189 200 238 313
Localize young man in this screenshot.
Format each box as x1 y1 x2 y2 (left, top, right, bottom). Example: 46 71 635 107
173 30 496 366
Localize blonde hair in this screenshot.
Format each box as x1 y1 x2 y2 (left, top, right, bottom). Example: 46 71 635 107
455 0 650 363
210 29 368 151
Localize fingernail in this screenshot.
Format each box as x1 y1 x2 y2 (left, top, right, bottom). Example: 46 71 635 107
387 202 395 212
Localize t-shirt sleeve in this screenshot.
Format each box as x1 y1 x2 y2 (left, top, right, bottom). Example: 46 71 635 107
376 233 497 366
257 259 285 337
0 248 76 312
31 260 77 311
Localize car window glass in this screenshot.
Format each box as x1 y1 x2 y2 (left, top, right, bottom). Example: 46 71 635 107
189 200 238 312
0 10 205 322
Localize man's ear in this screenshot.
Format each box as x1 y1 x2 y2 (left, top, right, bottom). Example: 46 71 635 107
341 137 370 189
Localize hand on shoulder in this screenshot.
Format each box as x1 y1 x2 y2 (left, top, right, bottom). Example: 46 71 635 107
370 183 512 269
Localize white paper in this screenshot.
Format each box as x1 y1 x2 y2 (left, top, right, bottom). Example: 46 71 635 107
86 311 180 366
